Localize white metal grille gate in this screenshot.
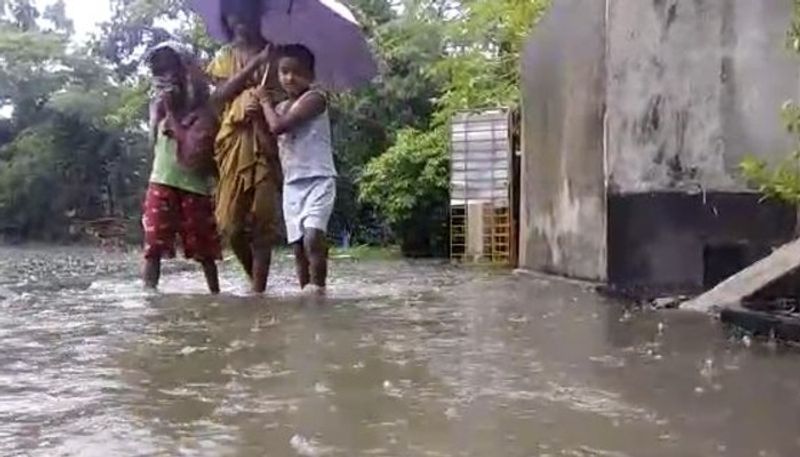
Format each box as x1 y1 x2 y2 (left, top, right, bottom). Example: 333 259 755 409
450 109 512 265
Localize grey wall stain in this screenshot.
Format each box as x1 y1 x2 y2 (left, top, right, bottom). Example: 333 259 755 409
519 0 608 279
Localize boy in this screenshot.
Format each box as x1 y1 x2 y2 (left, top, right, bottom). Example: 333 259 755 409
142 41 221 294
257 44 336 295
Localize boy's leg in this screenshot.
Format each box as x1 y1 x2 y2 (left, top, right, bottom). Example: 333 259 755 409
303 228 328 290
300 178 335 292
200 259 220 294
293 241 310 289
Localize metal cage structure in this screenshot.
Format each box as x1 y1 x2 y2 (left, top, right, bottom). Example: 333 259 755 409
450 109 514 265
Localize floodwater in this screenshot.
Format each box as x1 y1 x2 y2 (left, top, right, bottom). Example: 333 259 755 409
1 248 799 457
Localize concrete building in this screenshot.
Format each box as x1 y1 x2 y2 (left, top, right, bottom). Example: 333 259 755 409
519 0 800 296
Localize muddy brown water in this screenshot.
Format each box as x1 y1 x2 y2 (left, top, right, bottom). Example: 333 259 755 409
0 247 799 457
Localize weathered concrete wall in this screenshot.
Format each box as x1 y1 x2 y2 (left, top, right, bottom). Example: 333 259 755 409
603 0 800 294
606 0 799 193
519 0 607 280
519 0 799 288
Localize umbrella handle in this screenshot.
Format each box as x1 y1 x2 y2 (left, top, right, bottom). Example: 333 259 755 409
259 62 271 88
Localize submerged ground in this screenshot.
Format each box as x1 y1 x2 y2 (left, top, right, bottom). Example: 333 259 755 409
0 247 798 457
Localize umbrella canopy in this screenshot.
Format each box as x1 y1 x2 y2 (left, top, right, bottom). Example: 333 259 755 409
186 0 228 42
260 0 377 90
188 0 377 91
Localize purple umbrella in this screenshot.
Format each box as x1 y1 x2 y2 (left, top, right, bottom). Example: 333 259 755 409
186 0 228 43
188 0 378 91
260 0 377 90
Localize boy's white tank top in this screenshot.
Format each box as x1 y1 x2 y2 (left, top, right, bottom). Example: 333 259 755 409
277 90 337 184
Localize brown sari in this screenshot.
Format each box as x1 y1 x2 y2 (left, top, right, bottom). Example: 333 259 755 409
206 45 284 247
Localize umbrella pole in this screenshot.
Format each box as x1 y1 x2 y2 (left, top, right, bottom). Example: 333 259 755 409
260 63 271 88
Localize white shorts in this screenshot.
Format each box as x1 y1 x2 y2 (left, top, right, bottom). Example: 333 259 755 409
283 177 336 244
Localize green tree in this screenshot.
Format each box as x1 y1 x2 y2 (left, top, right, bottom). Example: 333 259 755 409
0 0 549 254
358 0 549 256
0 0 150 241
359 126 448 255
327 0 448 244
740 1 800 203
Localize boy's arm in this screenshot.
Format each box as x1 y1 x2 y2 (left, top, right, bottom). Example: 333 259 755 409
252 115 279 160
210 46 272 107
259 91 326 136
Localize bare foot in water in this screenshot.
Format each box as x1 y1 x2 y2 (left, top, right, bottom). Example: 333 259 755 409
302 285 326 299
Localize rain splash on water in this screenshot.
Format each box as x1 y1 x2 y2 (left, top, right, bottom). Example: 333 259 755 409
0 247 799 456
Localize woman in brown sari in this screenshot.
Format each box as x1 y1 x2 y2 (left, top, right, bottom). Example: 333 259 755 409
207 1 283 293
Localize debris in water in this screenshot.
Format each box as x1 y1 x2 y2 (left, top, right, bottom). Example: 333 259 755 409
159 388 195 397
766 331 779 352
314 382 331 394
179 346 200 356
252 315 279 332
225 340 252 354
651 296 687 310
700 358 715 380
290 434 329 457
383 380 402 398
589 355 626 368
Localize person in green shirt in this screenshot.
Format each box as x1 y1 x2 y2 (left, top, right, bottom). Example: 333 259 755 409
142 41 221 294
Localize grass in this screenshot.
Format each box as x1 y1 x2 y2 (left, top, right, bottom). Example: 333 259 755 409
329 245 402 261
221 245 402 264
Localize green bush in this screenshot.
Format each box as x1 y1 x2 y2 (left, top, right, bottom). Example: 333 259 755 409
359 126 449 256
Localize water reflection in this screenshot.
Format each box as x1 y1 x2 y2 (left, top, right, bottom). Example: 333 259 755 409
1 248 800 456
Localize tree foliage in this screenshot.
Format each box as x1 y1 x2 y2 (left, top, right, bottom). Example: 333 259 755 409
740 1 800 204
0 0 151 240
358 0 548 255
0 0 549 255
360 126 448 224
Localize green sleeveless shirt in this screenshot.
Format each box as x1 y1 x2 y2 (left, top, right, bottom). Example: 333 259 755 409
149 122 211 196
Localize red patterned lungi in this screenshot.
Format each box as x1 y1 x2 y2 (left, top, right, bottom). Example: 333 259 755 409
141 183 221 261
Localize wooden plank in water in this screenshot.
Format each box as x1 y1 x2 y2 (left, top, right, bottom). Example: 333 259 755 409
681 237 800 313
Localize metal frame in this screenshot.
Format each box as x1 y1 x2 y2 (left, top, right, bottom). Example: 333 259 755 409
449 108 513 265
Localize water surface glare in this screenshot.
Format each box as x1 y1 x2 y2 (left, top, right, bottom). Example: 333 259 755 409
0 247 798 456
